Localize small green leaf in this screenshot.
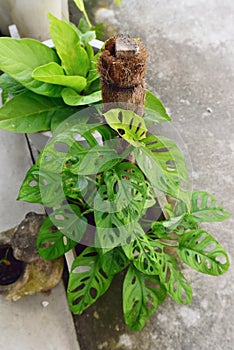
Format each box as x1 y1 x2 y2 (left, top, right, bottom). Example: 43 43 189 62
190 191 230 222
0 37 61 97
113 0 122 6
145 90 171 124
73 0 85 12
17 165 42 204
33 62 87 93
177 229 230 275
49 14 90 77
104 109 147 146
68 247 113 314
62 88 102 106
123 265 166 330
37 215 77 260
0 91 77 133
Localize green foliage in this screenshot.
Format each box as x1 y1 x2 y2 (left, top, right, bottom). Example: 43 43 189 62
0 14 101 133
0 6 229 331
123 265 166 330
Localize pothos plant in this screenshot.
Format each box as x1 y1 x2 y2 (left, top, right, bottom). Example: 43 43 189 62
0 4 230 332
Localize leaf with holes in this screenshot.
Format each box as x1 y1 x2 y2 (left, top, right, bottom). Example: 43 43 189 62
144 90 171 124
103 162 149 217
44 204 87 243
123 226 160 275
104 109 147 146
190 191 230 223
68 247 113 314
177 229 230 275
134 135 190 207
37 215 77 260
123 265 167 330
155 252 192 304
17 165 42 204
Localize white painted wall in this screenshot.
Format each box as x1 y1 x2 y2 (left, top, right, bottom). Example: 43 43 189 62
0 0 68 40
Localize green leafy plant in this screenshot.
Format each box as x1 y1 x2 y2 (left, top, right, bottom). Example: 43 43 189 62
0 3 230 331
0 11 101 133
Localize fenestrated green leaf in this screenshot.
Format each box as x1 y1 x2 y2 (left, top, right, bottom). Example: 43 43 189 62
0 73 26 95
37 214 77 260
41 204 87 243
18 162 66 207
17 164 43 204
123 226 159 275
123 265 166 330
156 253 192 304
48 14 90 77
145 90 171 124
190 191 230 223
104 109 147 146
62 88 102 106
100 247 129 275
0 37 62 97
0 91 77 133
177 229 230 275
134 135 190 207
68 247 114 314
33 62 87 93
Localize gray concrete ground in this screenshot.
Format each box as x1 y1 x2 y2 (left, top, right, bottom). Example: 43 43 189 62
0 130 80 350
75 1 234 349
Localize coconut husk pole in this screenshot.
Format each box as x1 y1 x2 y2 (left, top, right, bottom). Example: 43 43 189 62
98 35 148 116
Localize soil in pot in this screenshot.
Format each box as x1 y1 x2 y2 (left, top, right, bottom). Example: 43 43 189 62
0 245 25 286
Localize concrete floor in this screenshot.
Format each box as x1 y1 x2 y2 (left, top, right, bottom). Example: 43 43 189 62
0 129 80 350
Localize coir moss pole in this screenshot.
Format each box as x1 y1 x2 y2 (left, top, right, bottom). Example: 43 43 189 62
98 35 147 116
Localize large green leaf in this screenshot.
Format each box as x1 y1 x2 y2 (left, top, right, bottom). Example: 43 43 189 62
123 265 166 330
0 37 61 97
48 14 90 77
134 135 190 206
33 62 87 93
104 109 147 146
177 229 230 275
62 88 102 106
0 91 77 133
190 191 230 222
145 90 171 124
37 214 78 260
68 247 114 314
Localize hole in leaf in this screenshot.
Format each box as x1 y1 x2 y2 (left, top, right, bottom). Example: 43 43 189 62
195 254 201 264
81 276 90 282
153 147 169 153
215 256 227 265
99 268 108 279
29 181 37 187
63 236 68 246
132 276 136 285
73 133 83 141
166 160 176 167
54 142 69 153
71 283 85 293
145 156 152 170
118 111 123 122
117 128 125 136
49 226 58 233
90 287 97 299
135 122 142 134
204 243 216 252
197 235 206 244
205 258 211 269
55 214 65 221
73 265 91 274
83 252 98 258
72 295 84 306
129 117 134 129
